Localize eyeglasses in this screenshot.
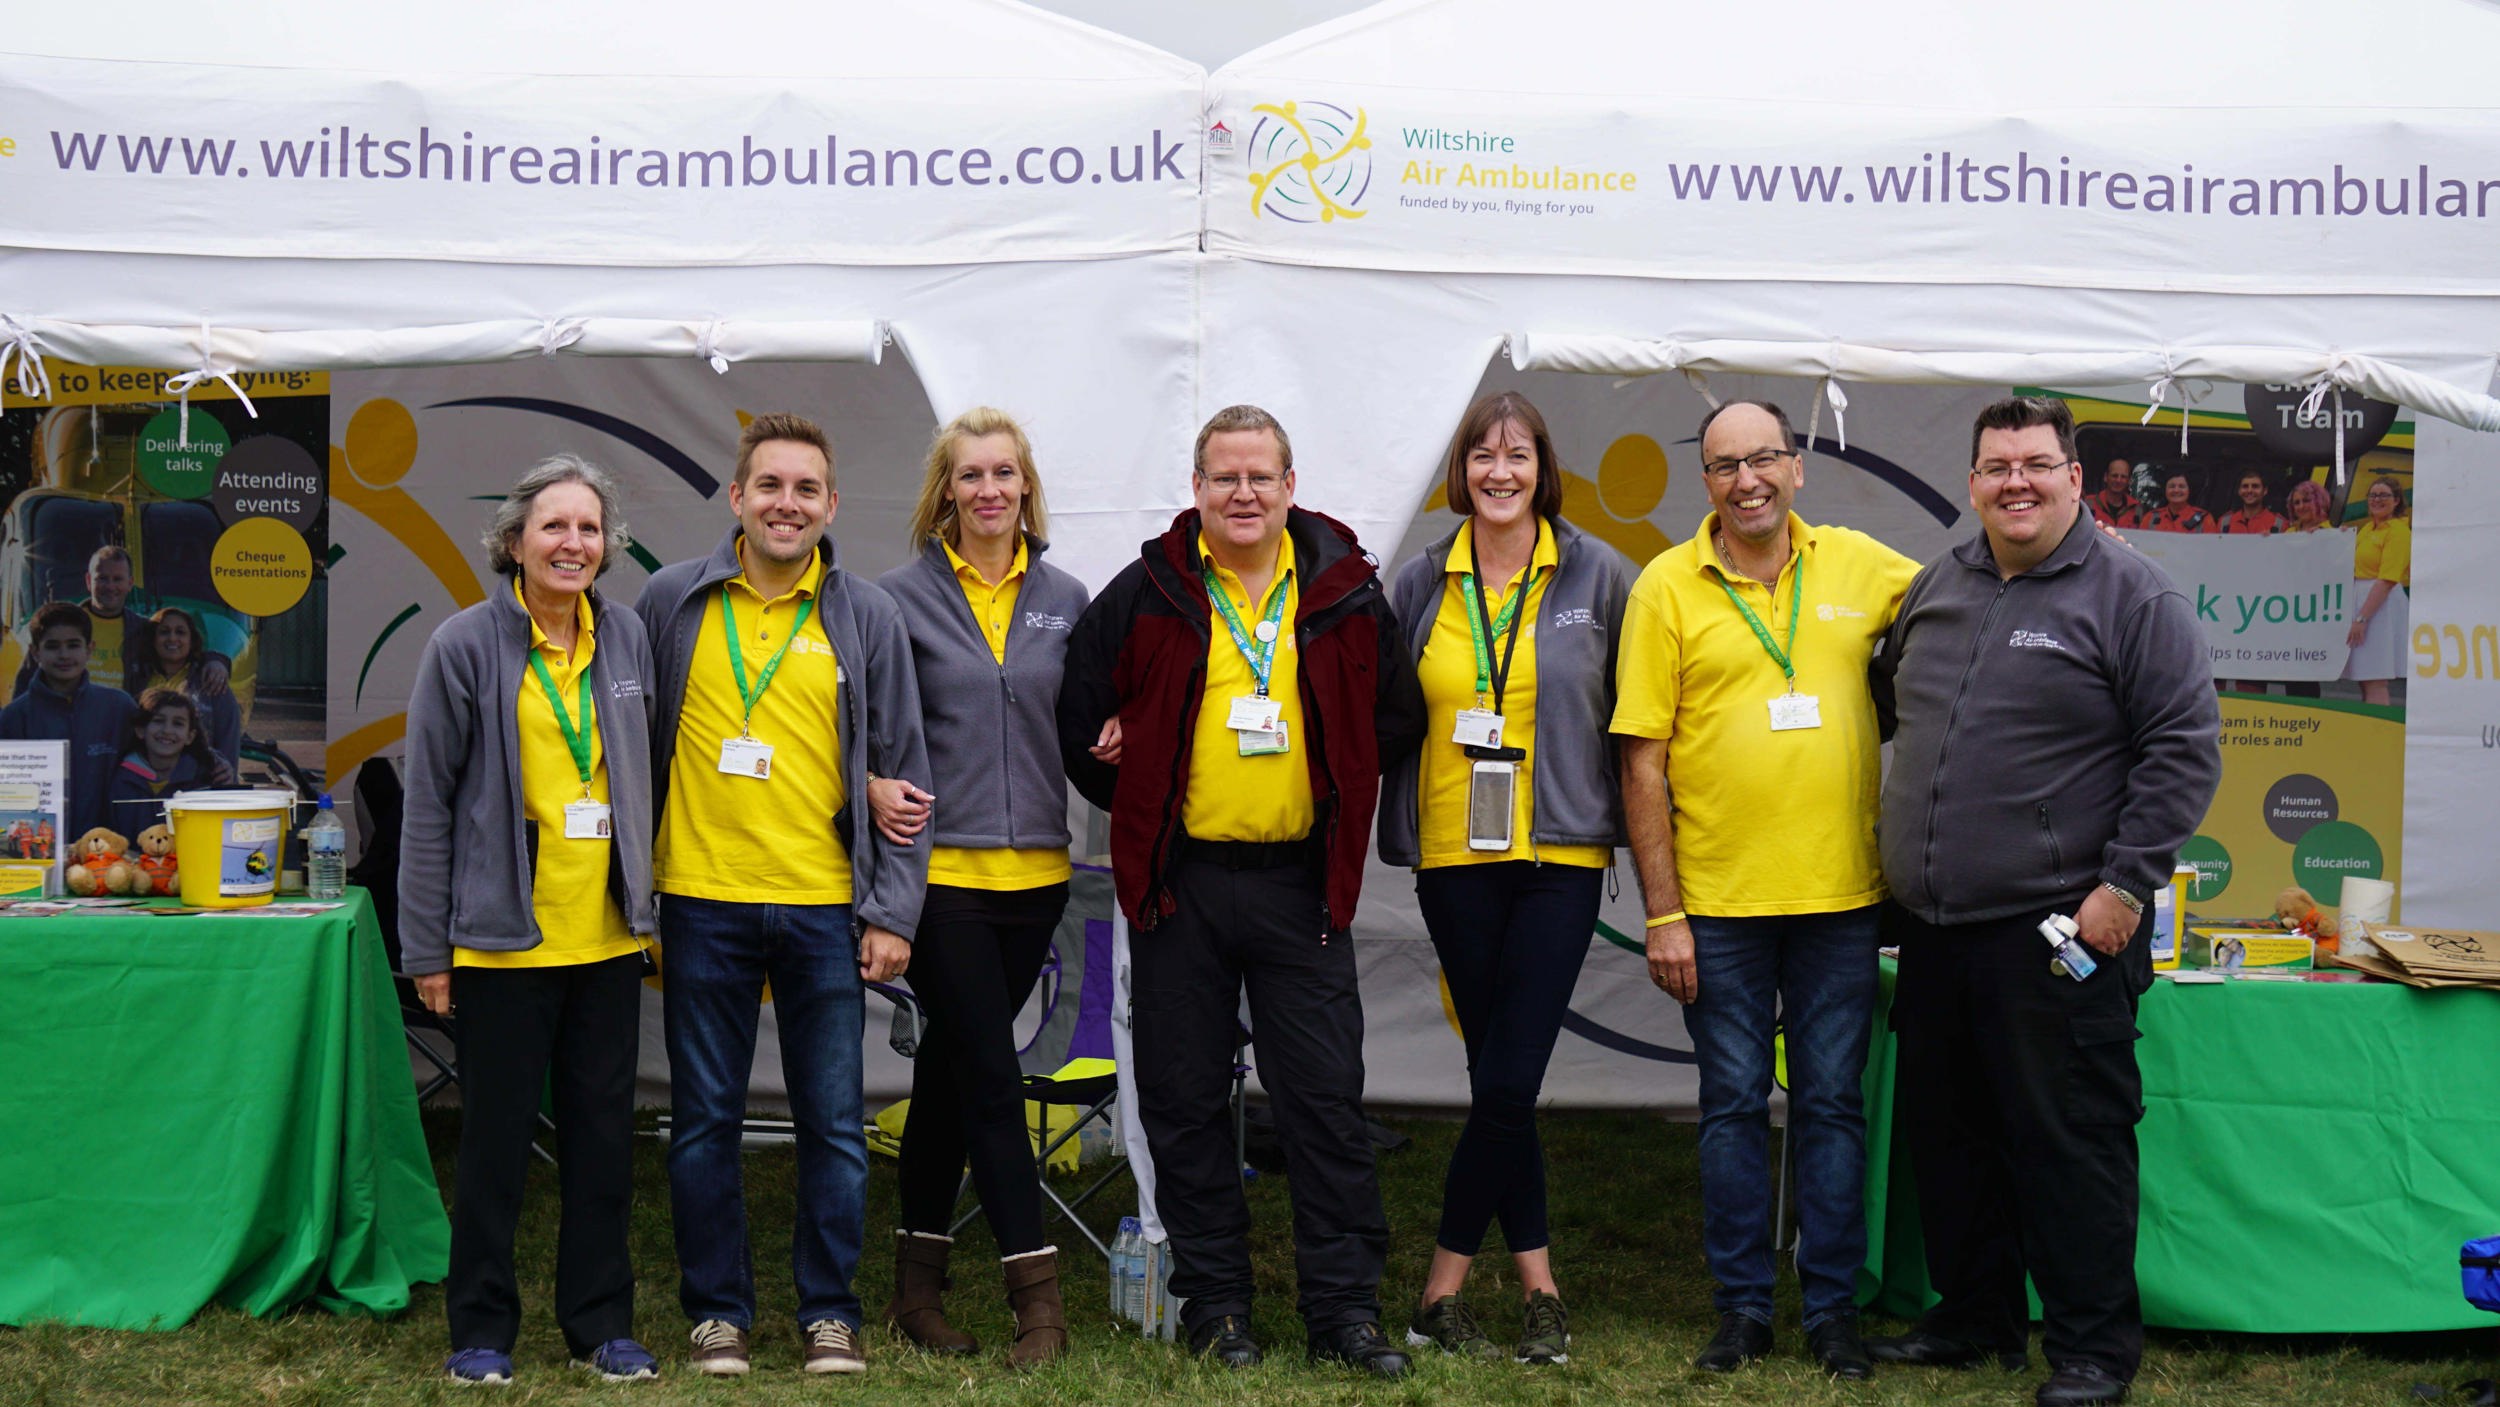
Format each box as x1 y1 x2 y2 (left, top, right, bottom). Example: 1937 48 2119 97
1700 449 1799 481
1200 472 1285 496
1972 458 2078 481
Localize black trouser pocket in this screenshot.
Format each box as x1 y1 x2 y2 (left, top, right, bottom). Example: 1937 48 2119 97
2062 1007 2143 1126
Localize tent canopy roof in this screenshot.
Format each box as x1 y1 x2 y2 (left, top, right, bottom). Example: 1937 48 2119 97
8 0 1201 82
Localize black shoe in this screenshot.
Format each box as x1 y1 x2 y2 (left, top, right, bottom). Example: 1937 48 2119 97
1306 1321 1410 1378
1807 1317 1874 1380
1189 1314 1262 1368
2036 1362 2130 1406
1692 1312 1772 1372
1866 1328 2027 1371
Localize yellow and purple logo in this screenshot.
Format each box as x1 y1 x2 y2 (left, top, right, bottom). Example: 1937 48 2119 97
1247 101 1372 223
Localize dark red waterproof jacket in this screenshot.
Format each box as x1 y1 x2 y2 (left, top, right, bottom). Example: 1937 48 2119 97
1057 507 1425 933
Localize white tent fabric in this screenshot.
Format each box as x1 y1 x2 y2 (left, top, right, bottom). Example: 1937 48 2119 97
0 0 1208 585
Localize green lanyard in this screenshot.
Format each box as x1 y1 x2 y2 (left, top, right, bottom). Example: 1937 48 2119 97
525 649 596 796
1459 540 1531 711
1203 563 1293 697
719 589 815 735
1716 552 1803 687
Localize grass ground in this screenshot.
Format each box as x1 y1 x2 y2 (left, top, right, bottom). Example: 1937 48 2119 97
4 1110 2492 1405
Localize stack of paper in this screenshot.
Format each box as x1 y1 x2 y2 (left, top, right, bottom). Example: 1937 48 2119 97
2323 928 2500 989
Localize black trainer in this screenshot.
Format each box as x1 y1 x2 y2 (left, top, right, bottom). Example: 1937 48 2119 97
1307 1321 1410 1378
1692 1312 1772 1372
2036 1362 2129 1406
1806 1316 1873 1380
1189 1314 1261 1369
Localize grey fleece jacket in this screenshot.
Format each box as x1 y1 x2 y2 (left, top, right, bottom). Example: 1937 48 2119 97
1378 515 1636 866
398 578 658 976
877 536 1091 852
635 527 930 941
1873 509 2221 936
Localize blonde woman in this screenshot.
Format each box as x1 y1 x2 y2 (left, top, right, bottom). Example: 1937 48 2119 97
2342 476 2411 707
870 408 1091 1368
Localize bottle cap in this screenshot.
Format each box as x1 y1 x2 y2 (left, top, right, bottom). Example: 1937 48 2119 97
317 793 335 809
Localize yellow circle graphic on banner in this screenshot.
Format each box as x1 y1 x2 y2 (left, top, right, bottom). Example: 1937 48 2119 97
343 397 419 488
212 517 314 616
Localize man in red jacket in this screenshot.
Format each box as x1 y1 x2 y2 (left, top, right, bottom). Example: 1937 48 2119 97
1059 404 1424 1378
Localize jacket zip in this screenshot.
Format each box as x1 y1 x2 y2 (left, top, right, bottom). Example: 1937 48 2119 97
1919 576 2012 915
2037 801 2067 888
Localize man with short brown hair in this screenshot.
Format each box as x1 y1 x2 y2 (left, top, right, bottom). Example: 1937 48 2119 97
1059 404 1423 1377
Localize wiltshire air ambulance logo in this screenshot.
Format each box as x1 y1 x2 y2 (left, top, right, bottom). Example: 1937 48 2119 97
1247 101 1372 223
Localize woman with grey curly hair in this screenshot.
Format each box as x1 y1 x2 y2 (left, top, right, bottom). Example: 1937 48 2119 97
402 452 662 1385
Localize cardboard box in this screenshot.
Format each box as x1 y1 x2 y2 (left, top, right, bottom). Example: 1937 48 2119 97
2188 926 2314 972
0 860 55 898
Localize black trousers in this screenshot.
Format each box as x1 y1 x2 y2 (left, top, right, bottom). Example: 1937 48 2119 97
1412 861 1601 1257
1131 855 1387 1333
895 882 1066 1254
446 952 643 1357
1890 902 2150 1379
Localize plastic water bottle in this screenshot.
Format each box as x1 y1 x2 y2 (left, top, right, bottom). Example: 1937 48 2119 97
1111 1217 1139 1318
1123 1228 1149 1324
2039 912 2097 982
306 795 348 900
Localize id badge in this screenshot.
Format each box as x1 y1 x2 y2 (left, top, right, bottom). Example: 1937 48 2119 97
563 800 614 839
718 736 775 779
1467 759 1516 851
1237 719 1290 756
1226 694 1283 734
1768 693 1823 731
1451 708 1505 750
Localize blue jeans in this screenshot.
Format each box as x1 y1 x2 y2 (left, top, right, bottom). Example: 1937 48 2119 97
1682 905 1880 1328
661 895 866 1331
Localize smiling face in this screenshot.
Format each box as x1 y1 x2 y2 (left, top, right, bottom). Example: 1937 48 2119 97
87 553 132 616
2165 475 2192 507
2365 480 2399 522
731 438 835 567
516 480 605 601
33 622 88 689
153 612 194 667
2239 473 2268 508
1971 423 2084 563
2103 460 2133 498
1194 428 1294 559
948 431 1026 551
1700 403 1802 548
1464 418 1539 533
142 702 196 765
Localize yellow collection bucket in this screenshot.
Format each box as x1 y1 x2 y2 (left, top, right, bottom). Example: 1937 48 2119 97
164 789 294 909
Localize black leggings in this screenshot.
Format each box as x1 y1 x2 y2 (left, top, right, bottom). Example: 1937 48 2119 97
895 882 1065 1254
1413 862 1602 1258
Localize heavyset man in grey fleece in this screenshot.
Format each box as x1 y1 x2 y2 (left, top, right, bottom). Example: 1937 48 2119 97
1867 396 2220 1407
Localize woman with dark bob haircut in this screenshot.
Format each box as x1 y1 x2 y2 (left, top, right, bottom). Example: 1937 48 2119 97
1377 390 1636 1365
400 453 661 1385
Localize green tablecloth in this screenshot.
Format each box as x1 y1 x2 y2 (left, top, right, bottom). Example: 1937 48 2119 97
1862 961 2500 1332
0 888 449 1329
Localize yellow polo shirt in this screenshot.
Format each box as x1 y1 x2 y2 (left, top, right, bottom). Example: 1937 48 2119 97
929 538 1071 892
2352 517 2410 588
1416 519 1610 870
1182 532 1313 843
85 608 125 686
460 585 638 968
655 547 850 903
1610 513 1917 916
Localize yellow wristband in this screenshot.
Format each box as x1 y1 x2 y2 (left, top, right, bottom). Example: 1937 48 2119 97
1644 911 1687 929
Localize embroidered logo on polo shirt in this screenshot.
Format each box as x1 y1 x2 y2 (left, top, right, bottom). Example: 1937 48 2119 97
1816 603 1867 621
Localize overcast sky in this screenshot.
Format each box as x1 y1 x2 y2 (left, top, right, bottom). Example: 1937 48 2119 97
1025 0 1371 68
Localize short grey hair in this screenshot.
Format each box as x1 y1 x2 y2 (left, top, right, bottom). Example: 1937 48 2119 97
482 454 631 577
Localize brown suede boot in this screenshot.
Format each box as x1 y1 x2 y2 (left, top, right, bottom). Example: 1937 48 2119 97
884 1230 978 1354
1002 1246 1068 1370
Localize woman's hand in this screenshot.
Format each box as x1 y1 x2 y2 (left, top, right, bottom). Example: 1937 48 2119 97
2346 613 2371 648
1090 718 1123 766
865 776 932 847
414 971 452 1017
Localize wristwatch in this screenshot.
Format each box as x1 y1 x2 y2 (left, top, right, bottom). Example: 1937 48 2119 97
2099 880 2146 916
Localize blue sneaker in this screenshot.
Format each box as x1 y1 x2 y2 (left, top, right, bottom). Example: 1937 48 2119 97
445 1348 514 1385
577 1339 660 1382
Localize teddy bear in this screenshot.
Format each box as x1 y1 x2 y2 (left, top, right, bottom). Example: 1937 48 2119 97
129 824 179 898
2274 884 2341 953
66 827 136 896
